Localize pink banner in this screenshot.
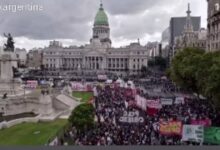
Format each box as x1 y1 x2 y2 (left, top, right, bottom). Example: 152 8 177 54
26 80 38 89
135 95 147 111
71 82 92 92
86 84 93 92
191 119 212 127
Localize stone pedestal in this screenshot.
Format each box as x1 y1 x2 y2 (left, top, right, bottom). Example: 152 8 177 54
0 52 22 96
38 95 54 116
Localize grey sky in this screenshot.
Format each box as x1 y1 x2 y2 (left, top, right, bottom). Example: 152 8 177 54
0 0 207 50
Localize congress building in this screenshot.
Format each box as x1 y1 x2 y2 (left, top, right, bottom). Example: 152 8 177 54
43 3 149 77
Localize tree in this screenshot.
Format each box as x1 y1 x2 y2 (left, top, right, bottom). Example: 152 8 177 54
200 52 220 108
148 56 167 71
68 103 95 131
155 56 167 70
169 47 205 96
169 47 220 108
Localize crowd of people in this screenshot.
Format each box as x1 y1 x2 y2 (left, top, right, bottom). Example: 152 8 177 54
56 75 220 146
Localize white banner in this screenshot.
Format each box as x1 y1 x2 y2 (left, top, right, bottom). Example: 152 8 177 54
182 125 204 143
71 82 85 91
98 75 107 80
160 98 173 105
175 97 185 104
146 100 162 109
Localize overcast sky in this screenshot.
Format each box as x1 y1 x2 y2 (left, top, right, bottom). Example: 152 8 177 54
0 0 207 50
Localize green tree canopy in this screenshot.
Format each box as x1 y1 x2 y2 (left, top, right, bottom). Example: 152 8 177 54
201 52 220 107
169 47 220 108
68 103 95 131
148 56 167 71
170 47 205 94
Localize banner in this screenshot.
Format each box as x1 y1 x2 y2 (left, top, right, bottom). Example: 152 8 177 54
97 75 107 80
87 84 93 91
132 89 137 96
153 88 161 92
191 119 212 127
160 98 173 105
119 110 144 124
93 87 98 97
204 127 220 145
159 121 182 135
182 125 204 143
135 95 147 111
175 97 185 104
71 82 92 91
146 100 162 109
71 82 84 91
25 80 38 89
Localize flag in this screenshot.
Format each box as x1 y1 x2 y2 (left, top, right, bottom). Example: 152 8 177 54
204 127 220 145
159 121 182 135
182 125 204 143
191 119 212 127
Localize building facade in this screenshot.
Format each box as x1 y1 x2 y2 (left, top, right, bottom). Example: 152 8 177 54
15 48 27 67
43 3 149 76
146 42 161 57
27 48 43 69
168 10 201 62
161 27 170 58
207 0 220 52
174 4 207 53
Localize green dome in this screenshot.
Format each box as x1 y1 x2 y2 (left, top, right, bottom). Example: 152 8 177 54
94 4 109 26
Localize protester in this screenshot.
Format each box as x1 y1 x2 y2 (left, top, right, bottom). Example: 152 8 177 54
60 73 220 146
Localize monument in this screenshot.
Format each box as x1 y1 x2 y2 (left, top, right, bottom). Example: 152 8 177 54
0 35 72 122
0 33 23 96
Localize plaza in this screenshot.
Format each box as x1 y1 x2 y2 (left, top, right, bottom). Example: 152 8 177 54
0 0 220 147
